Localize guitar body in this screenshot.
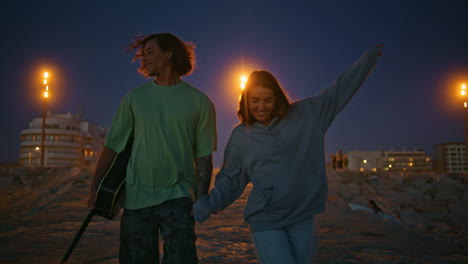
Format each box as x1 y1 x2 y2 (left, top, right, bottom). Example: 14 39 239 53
94 146 131 220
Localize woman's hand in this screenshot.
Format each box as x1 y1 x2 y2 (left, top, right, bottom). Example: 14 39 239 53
375 44 384 56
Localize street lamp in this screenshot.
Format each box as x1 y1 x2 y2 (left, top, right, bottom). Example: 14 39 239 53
239 75 248 101
240 75 247 90
40 72 49 166
460 83 468 170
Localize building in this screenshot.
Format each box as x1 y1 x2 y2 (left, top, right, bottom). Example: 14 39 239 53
347 150 385 172
383 149 432 172
347 148 432 172
19 112 107 167
433 143 467 172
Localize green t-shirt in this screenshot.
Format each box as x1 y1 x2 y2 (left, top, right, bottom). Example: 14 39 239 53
105 81 217 209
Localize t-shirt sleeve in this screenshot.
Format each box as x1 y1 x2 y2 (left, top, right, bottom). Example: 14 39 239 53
195 97 217 158
104 93 134 153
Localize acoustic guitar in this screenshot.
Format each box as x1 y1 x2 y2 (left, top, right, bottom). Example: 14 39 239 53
60 144 131 264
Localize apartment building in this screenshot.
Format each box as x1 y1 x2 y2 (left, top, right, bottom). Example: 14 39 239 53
19 112 107 167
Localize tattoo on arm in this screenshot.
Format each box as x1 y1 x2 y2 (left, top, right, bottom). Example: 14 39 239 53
196 155 213 197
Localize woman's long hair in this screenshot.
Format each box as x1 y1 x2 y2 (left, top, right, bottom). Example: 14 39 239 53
237 70 291 126
127 33 196 77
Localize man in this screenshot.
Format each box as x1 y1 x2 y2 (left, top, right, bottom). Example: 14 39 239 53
88 33 217 264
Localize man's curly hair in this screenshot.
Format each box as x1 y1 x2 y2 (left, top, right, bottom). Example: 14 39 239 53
127 33 196 77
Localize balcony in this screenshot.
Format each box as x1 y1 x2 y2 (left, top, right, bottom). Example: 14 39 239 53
20 140 81 148
21 128 84 137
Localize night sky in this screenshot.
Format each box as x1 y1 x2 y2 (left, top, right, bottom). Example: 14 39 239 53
1 0 467 166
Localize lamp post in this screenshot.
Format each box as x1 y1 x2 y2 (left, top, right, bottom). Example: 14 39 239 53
40 72 49 167
461 83 468 171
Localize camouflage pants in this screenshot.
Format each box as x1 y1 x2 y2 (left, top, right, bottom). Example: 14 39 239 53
119 197 198 264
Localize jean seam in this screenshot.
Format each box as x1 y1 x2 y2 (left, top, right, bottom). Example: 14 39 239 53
251 232 266 264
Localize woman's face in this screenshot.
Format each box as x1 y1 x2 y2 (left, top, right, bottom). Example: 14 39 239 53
248 86 275 126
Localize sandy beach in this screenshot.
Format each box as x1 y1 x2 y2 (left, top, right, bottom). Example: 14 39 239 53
0 167 467 263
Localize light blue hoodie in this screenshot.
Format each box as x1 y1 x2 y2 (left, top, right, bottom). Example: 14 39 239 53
193 47 380 232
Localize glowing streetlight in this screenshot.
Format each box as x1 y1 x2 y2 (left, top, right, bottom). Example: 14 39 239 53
240 75 247 90
460 83 468 170
29 147 40 166
40 71 50 166
461 83 467 106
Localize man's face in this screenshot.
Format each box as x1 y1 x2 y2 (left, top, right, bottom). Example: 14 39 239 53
141 38 171 77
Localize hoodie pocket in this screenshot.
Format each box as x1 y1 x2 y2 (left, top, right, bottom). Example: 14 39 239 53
244 185 272 219
265 169 321 216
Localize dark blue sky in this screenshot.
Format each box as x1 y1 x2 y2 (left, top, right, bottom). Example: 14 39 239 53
1 0 467 166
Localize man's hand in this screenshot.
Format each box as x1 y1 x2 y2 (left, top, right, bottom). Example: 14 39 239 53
87 146 117 209
87 187 97 209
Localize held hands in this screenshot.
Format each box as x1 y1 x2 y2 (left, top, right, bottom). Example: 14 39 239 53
192 199 212 223
375 44 384 56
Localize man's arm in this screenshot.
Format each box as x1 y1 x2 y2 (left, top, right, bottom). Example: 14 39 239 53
87 146 117 208
196 154 213 198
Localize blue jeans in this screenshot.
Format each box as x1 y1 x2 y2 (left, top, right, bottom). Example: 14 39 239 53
250 217 316 264
119 197 197 264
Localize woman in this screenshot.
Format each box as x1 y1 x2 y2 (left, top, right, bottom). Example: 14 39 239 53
193 45 383 263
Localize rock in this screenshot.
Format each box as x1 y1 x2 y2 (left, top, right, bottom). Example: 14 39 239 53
379 189 413 208
434 186 462 202
396 185 424 201
448 200 468 218
0 176 13 188
359 183 377 197
338 182 360 200
340 171 366 185
463 190 468 203
399 208 432 230
445 212 468 228
0 167 9 177
417 203 448 222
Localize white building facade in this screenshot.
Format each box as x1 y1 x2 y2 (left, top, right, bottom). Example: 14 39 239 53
433 143 467 172
19 112 107 167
